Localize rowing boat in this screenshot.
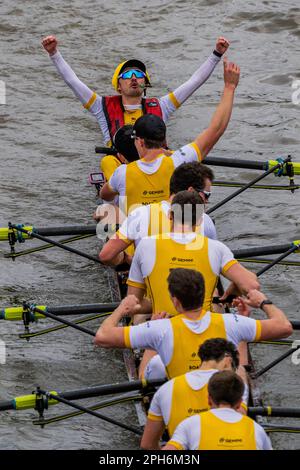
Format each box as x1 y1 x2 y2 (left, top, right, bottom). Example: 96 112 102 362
0 153 299 447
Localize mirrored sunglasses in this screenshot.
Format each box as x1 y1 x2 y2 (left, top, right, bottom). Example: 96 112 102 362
118 69 146 80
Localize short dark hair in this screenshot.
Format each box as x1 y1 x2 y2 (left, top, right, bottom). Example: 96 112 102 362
198 338 240 370
167 268 205 310
208 371 245 407
133 115 166 149
170 190 204 227
169 162 214 195
143 137 165 149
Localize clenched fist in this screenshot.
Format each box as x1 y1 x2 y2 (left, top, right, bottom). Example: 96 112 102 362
42 35 58 56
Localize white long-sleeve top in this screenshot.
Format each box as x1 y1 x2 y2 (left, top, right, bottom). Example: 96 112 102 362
50 51 221 143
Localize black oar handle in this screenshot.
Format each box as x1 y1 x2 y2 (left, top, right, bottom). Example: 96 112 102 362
95 146 117 155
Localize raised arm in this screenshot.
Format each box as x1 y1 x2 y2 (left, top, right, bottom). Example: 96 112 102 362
42 35 99 109
194 57 240 159
160 37 229 119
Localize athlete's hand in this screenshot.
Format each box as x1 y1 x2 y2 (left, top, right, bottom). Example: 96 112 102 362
232 297 251 317
42 35 58 56
118 295 141 316
223 57 240 89
244 289 267 309
215 37 230 55
151 311 169 320
219 282 239 302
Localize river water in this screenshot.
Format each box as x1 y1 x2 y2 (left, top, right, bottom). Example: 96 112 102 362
0 0 299 450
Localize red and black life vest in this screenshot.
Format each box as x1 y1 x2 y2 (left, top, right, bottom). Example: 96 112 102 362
102 95 163 141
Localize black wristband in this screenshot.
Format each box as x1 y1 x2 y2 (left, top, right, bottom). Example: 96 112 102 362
213 49 223 58
260 299 273 310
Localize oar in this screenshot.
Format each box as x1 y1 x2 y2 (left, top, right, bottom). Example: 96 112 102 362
238 257 300 267
233 240 299 259
4 233 95 259
0 302 119 321
253 339 295 346
0 224 97 241
207 156 292 215
8 224 101 265
203 155 300 175
253 343 300 378
19 312 112 340
255 242 300 276
22 303 96 337
213 181 300 191
248 406 300 418
263 424 300 434
37 389 142 435
0 378 166 412
32 391 152 426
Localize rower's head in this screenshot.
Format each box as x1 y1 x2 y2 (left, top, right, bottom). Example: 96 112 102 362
198 338 240 371
208 370 244 411
169 162 214 204
167 268 205 314
132 115 166 156
112 59 151 96
169 190 204 232
113 125 139 163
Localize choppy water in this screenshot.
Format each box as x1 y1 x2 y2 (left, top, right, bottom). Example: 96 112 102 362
0 0 299 450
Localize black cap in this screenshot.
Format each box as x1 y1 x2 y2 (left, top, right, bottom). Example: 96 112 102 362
119 59 147 74
113 125 139 162
133 115 166 142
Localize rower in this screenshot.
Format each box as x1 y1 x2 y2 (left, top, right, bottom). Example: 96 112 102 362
141 338 248 450
163 370 272 450
94 268 292 379
93 125 139 224
41 35 229 180
100 58 240 215
126 190 259 316
99 162 216 265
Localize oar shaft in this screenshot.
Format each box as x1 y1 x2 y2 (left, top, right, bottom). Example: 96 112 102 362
256 244 300 276
10 224 101 265
207 157 291 215
233 242 293 259
61 378 166 401
35 225 97 237
204 156 268 170
28 305 95 337
0 302 119 321
249 407 300 418
48 303 119 316
254 345 300 378
43 391 142 435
